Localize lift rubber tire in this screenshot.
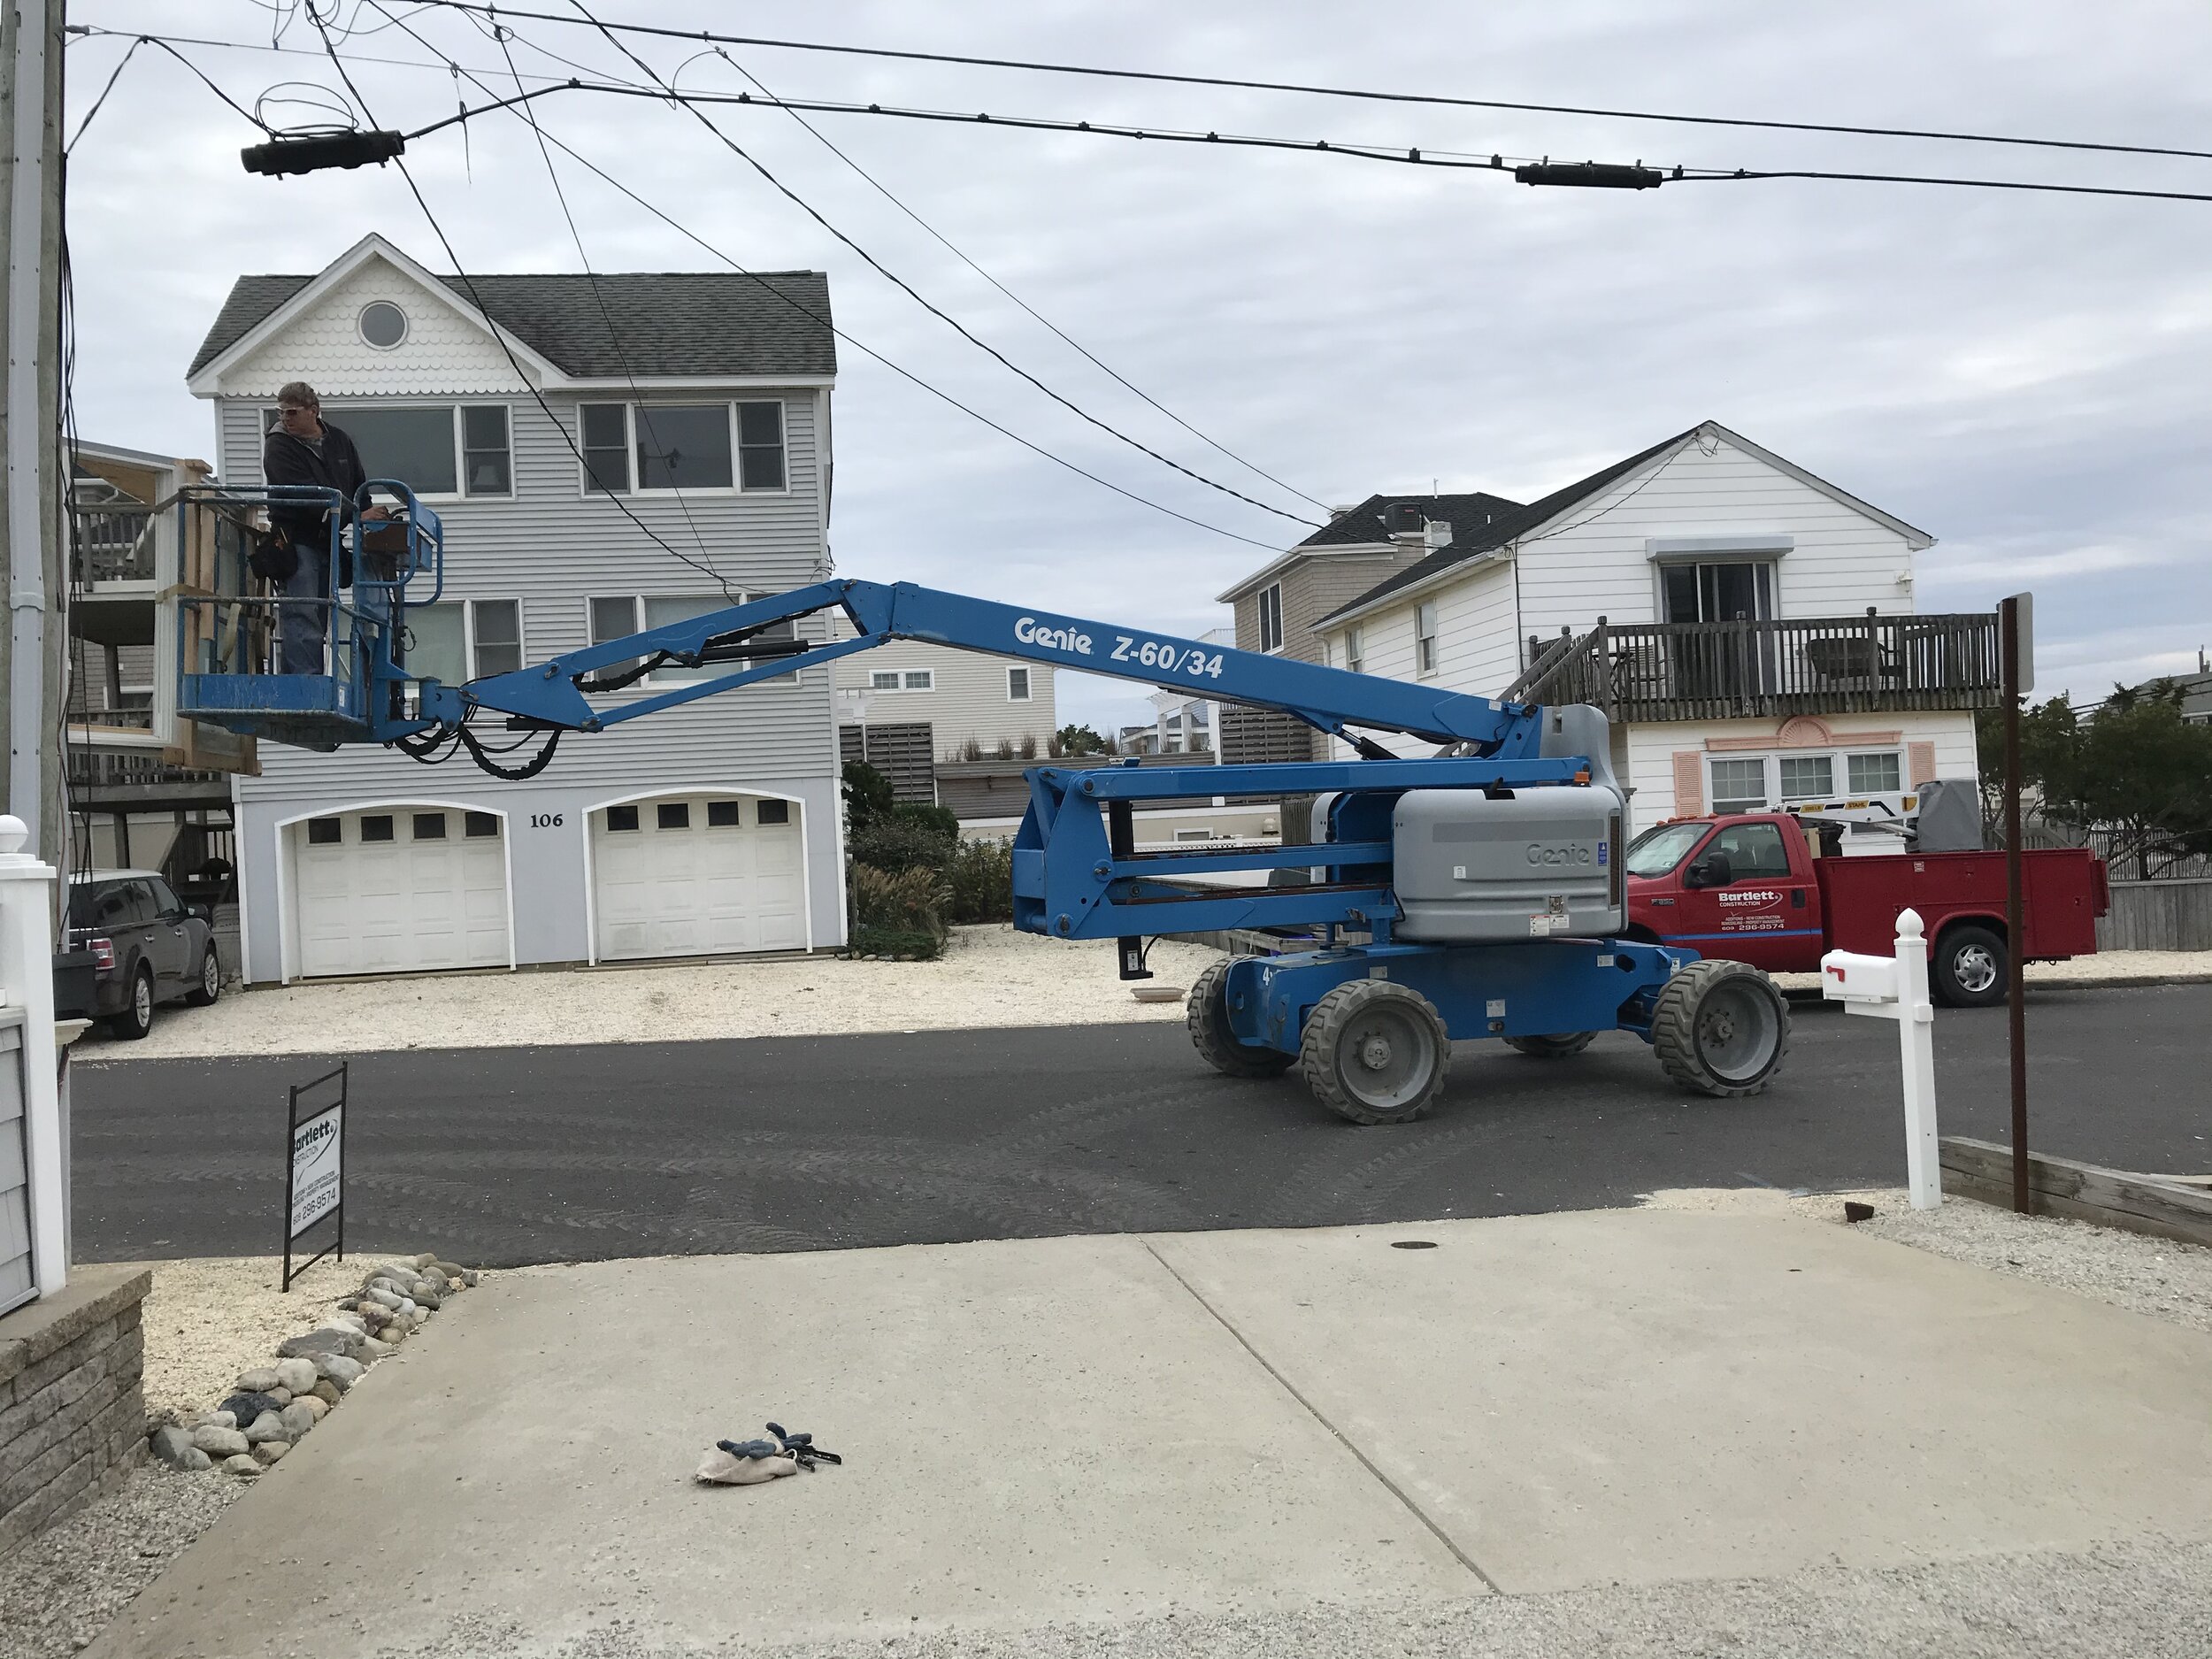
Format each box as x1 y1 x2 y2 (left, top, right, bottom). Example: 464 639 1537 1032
1299 979 1451 1125
1187 956 1294 1079
1931 923 2008 1009
1503 1031 1599 1058
1651 958 1789 1097
109 964 156 1041
185 946 222 1008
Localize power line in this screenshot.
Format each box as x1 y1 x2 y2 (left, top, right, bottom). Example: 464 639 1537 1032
396 0 2212 166
401 74 2212 206
350 4 1293 551
697 49 1331 515
558 2 1323 529
303 6 746 601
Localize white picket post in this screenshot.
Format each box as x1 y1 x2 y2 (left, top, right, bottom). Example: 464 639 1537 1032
0 813 65 1295
1893 909 1941 1210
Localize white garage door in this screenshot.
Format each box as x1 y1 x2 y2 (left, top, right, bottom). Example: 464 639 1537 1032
592 794 806 962
294 807 511 978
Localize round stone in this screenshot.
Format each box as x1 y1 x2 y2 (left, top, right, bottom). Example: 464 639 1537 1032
274 1357 319 1394
221 1454 261 1477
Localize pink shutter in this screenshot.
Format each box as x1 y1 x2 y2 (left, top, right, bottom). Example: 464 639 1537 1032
1671 751 1704 815
1907 741 1937 787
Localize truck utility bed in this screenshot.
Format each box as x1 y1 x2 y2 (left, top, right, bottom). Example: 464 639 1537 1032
1816 847 2108 963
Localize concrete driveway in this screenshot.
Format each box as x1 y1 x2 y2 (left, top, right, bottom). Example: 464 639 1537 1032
89 1209 2212 1657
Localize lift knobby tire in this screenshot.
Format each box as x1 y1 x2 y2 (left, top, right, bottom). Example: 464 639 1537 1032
1503 1031 1599 1058
1298 979 1450 1125
1187 956 1295 1079
1651 958 1789 1097
1931 923 2007 1009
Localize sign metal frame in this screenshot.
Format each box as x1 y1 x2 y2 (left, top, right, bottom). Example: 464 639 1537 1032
282 1062 348 1291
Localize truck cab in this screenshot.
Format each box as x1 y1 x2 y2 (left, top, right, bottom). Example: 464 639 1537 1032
1624 815 1826 973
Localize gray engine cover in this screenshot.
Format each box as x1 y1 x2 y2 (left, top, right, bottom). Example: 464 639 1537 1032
1394 787 1625 941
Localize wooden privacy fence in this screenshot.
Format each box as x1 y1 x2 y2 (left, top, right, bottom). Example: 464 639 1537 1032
2096 879 2212 952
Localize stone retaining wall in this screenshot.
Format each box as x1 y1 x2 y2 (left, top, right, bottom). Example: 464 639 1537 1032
0 1264 152 1555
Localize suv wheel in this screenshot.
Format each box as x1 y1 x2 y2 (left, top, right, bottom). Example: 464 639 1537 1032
185 946 222 1008
110 963 156 1041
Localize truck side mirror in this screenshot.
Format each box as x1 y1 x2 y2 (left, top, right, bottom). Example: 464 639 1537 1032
1687 851 1732 888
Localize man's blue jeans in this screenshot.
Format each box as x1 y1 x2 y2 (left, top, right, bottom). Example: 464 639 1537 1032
279 546 328 674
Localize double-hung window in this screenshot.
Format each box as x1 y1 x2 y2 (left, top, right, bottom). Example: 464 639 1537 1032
1415 602 1440 676
406 598 524 685
1343 626 1364 675
1709 757 1769 814
1256 583 1284 654
579 401 787 495
265 403 513 499
1006 666 1031 702
590 592 799 686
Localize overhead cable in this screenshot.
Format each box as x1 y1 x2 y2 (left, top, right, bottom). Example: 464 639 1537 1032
393 0 2212 165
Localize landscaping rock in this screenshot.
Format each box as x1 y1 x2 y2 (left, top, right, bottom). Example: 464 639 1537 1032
235 1368 281 1394
311 1353 364 1389
274 1357 319 1395
221 1454 261 1477
219 1392 281 1424
362 1286 405 1312
310 1380 342 1408
192 1425 250 1458
191 1410 237 1432
253 1440 288 1465
463 1270 481 1287
242 1410 292 1446
266 1386 294 1407
280 1400 321 1436
277 1328 361 1360
411 1252 438 1271
356 1334 394 1360
150 1426 211 1471
431 1259 465 1281
411 1283 442 1310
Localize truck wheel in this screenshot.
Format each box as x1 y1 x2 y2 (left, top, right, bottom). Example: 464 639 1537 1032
1932 925 2007 1009
108 964 157 1041
1503 1032 1598 1058
1652 959 1789 1097
1187 957 1294 1079
1298 979 1450 1125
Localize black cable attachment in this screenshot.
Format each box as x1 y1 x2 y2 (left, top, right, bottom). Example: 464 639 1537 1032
457 722 563 780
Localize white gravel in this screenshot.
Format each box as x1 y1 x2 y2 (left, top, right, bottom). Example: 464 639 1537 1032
74 926 1222 1062
0 1464 244 1659
134 1250 392 1425
1642 1185 2212 1335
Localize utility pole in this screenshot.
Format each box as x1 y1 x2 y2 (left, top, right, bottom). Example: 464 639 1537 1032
0 0 65 900
1999 593 2032 1213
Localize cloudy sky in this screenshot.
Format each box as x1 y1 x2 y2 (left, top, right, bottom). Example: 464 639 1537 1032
66 0 2212 733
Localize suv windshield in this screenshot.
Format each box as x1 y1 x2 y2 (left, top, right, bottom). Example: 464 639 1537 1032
1625 822 1711 879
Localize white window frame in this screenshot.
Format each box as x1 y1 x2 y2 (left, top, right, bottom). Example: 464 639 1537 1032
1256 582 1285 654
868 669 902 691
1006 665 1032 703
1708 755 1770 813
1415 602 1440 678
1709 745 1910 815
265 401 514 503
902 670 934 692
575 400 791 499
406 597 522 687
1343 625 1363 675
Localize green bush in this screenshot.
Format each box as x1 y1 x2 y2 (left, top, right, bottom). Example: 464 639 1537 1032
946 838 1015 924
842 760 897 831
849 862 949 958
849 813 956 875
894 802 961 842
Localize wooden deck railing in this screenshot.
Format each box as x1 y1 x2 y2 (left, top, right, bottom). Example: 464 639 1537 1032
1513 611 2002 722
71 504 157 585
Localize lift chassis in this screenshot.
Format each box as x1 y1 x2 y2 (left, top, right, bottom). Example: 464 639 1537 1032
175 488 1790 1124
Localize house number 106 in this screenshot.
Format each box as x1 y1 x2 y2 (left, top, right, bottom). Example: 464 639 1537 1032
531 813 564 828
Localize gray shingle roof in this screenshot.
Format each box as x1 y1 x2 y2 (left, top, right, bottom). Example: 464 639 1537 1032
1297 491 1527 552
189 271 836 379
1314 430 1692 626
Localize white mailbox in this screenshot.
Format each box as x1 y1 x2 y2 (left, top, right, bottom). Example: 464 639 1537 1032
1820 950 1899 1009
1822 908 1940 1211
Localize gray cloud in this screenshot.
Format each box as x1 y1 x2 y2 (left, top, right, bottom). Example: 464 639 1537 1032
65 1 2212 727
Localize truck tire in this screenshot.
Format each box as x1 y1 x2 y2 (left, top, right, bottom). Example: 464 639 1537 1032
1298 979 1450 1125
1932 924 2008 1009
1187 957 1294 1079
1651 959 1789 1097
1503 1032 1599 1058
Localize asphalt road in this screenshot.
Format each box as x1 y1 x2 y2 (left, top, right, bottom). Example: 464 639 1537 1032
70 983 2212 1267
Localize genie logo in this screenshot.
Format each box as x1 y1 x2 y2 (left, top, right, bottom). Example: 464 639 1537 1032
1525 842 1593 866
1014 615 1094 656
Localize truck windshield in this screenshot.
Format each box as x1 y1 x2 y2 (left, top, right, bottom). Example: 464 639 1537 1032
1625 822 1710 879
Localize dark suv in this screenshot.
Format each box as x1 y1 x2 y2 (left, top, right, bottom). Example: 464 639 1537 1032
62 872 220 1040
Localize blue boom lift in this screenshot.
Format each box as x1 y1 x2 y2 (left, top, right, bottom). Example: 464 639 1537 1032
176 485 1789 1123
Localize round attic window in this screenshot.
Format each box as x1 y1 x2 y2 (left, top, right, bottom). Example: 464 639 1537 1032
358 301 408 349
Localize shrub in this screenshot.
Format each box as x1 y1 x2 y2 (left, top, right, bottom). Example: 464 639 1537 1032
850 862 949 958
842 760 896 831
945 838 1015 924
894 802 961 842
1018 733 1037 760
848 814 955 875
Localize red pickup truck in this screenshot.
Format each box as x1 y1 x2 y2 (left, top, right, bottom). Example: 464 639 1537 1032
1623 813 2108 1007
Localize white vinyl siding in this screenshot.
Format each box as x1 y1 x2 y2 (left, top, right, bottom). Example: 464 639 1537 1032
830 621 1058 758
